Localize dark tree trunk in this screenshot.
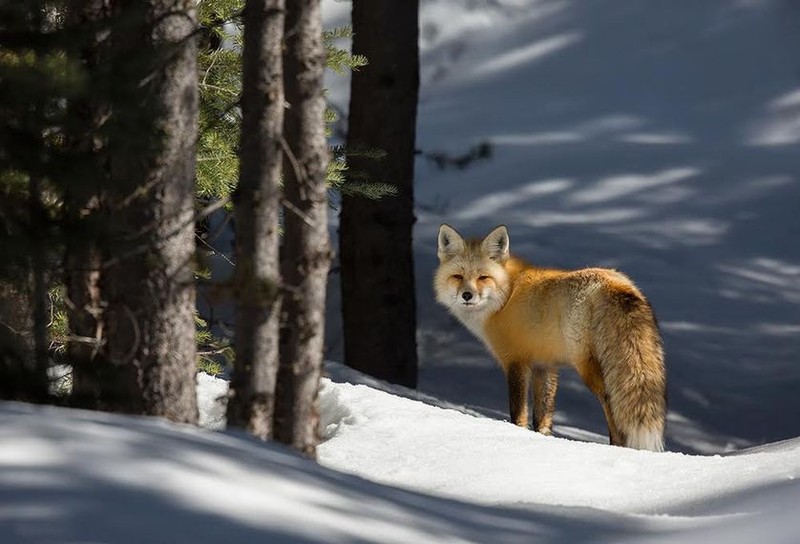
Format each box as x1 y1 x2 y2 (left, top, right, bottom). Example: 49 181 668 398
64 0 111 408
0 282 40 400
274 0 330 457
65 244 103 405
0 0 49 402
226 0 284 440
339 0 420 387
29 176 49 401
101 0 198 423
27 0 50 402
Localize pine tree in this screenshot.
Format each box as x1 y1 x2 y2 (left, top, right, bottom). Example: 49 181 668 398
1 0 374 427
274 0 330 457
196 0 243 205
100 0 199 422
63 0 111 408
226 0 284 440
194 6 373 208
339 0 420 388
0 0 80 402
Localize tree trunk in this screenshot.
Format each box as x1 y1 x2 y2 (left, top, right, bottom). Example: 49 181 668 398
0 282 39 400
101 0 198 423
339 0 420 388
27 0 51 402
64 0 111 408
274 0 330 457
0 0 49 403
226 0 284 440
28 176 50 401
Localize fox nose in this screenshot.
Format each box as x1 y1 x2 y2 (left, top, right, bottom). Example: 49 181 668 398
462 291 473 301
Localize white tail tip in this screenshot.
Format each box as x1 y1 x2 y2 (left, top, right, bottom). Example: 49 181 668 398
627 428 665 452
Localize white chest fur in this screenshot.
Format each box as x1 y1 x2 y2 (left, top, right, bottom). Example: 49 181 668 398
452 307 493 350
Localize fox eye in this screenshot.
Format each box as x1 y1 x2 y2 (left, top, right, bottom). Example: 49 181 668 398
478 275 490 281
452 274 463 281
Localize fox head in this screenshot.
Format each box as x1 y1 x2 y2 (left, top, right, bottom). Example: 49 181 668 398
434 224 511 320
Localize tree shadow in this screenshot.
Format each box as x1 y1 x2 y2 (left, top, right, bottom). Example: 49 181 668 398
0 402 716 543
405 0 800 454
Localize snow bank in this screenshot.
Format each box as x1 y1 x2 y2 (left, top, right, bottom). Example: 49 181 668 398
2 370 800 543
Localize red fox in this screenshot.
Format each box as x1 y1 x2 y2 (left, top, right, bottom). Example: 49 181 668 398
434 224 666 451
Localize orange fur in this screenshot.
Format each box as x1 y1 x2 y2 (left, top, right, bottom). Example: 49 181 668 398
434 224 666 451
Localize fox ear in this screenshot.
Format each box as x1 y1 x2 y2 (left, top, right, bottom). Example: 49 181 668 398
438 224 465 261
481 225 509 261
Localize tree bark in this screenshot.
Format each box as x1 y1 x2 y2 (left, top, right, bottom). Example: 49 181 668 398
27 0 51 402
0 1 49 403
64 0 111 408
28 175 49 401
101 0 198 423
226 0 284 440
339 0 420 387
274 0 330 457
0 282 39 400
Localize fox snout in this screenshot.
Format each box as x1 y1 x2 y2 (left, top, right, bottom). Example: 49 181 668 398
449 275 487 306
460 287 478 307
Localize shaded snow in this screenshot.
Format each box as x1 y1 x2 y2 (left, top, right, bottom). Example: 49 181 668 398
323 0 800 455
3 371 800 543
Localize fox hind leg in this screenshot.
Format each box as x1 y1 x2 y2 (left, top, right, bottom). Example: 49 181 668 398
532 366 557 435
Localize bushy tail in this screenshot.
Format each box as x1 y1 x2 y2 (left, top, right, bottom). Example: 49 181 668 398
593 288 666 452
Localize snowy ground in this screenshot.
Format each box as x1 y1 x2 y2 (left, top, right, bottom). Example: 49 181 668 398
2 368 800 543
320 0 800 455
4 0 797 542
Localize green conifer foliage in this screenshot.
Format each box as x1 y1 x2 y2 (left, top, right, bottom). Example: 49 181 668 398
197 0 242 202
196 1 390 203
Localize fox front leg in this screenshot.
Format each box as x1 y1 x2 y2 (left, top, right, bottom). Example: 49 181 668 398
532 366 558 435
505 364 531 428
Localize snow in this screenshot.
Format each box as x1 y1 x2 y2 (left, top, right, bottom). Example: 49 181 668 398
3 369 800 543
196 370 228 431
4 0 800 541
324 0 800 455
